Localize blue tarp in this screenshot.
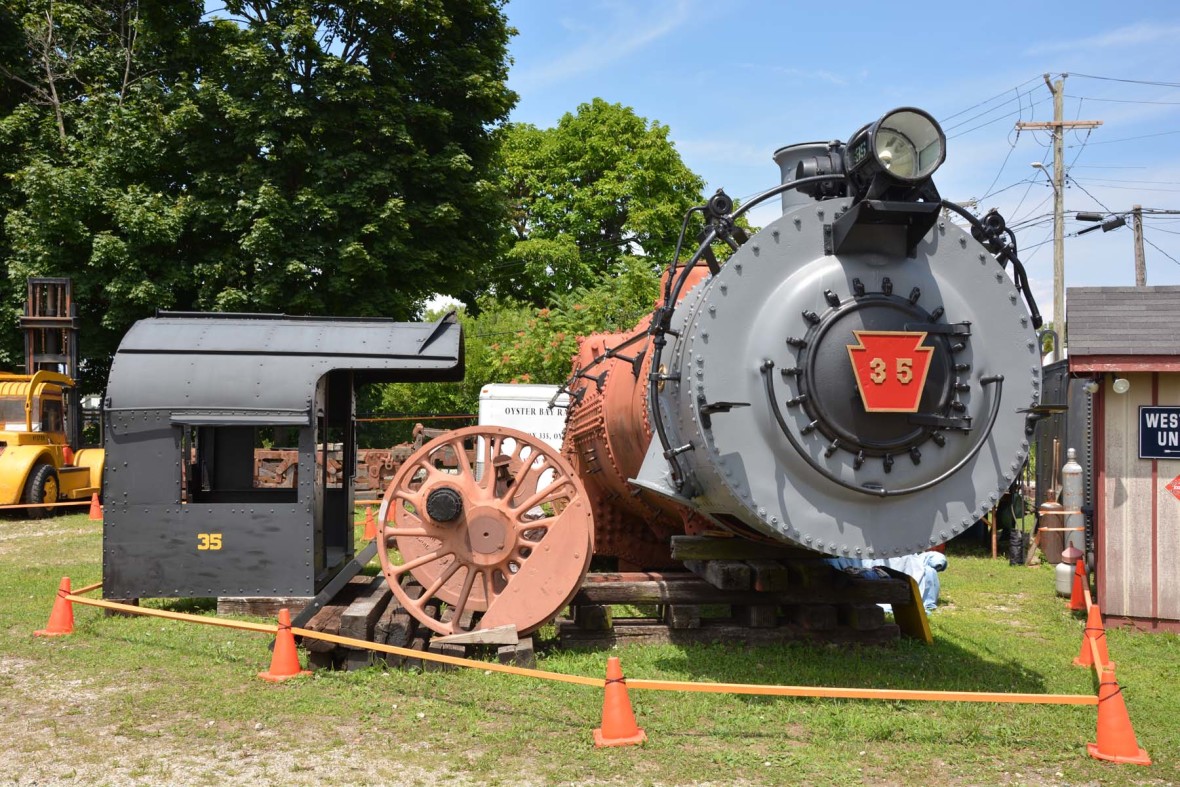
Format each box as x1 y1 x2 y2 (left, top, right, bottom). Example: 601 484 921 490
826 552 948 612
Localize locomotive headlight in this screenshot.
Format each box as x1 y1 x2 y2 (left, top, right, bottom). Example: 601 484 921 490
831 107 947 256
845 107 946 193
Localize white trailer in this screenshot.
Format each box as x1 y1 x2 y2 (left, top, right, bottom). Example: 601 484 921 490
477 383 569 450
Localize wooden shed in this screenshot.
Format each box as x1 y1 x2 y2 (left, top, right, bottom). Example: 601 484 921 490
1067 286 1180 630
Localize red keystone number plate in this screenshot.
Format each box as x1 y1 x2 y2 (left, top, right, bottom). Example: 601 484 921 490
847 331 933 413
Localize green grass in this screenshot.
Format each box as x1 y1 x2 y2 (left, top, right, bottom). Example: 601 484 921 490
2 512 1177 785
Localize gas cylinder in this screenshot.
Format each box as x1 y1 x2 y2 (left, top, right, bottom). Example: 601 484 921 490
1055 560 1074 595
1062 447 1085 553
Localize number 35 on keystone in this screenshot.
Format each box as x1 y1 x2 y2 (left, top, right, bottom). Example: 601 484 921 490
846 331 934 413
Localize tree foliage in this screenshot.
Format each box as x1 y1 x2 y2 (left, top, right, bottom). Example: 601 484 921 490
377 255 663 439
0 0 514 389
492 98 704 305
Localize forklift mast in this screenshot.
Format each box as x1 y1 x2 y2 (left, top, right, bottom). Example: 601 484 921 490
20 278 81 448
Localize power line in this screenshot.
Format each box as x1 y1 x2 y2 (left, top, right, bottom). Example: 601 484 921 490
1077 184 1180 193
948 98 1050 139
1066 127 1093 169
939 75 1044 123
1008 150 1051 219
1021 225 1056 263
1010 212 1055 229
1070 73 1180 89
1012 192 1053 227
1072 95 1180 106
981 177 1038 202
942 86 1043 132
979 132 1021 202
1068 129 1180 147
1142 232 1180 266
1072 178 1180 185
1066 177 1117 214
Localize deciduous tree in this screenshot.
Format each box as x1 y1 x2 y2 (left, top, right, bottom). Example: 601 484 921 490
493 99 704 305
1 0 514 390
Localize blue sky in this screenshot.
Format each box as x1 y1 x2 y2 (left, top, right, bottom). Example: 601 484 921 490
504 0 1180 323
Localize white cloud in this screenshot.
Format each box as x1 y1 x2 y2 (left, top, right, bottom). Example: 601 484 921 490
510 1 695 92
674 138 771 169
735 63 851 87
1026 22 1180 56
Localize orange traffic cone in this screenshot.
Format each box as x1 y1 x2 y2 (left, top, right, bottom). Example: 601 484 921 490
593 656 646 748
1070 559 1087 612
258 608 311 682
362 505 376 541
1073 603 1114 669
1087 665 1151 765
88 493 103 521
34 577 75 637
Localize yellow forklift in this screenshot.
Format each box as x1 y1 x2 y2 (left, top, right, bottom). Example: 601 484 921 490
0 279 103 515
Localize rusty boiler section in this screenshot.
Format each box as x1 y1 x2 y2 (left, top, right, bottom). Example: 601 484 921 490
562 270 711 568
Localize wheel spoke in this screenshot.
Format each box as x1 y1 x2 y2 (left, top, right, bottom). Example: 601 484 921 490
386 527 431 538
511 479 574 517
445 436 476 483
514 516 554 533
508 455 554 503
394 548 452 575
404 590 432 617
421 560 461 600
398 488 427 513
448 566 479 625
407 458 444 485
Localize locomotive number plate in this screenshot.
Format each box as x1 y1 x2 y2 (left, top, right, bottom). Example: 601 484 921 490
846 331 933 413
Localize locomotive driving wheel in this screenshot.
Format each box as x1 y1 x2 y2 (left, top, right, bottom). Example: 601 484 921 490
377 425 594 637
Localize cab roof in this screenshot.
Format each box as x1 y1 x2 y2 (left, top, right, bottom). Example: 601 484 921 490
106 312 463 419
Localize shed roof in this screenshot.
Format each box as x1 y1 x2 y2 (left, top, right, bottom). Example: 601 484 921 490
106 312 463 416
1067 286 1180 357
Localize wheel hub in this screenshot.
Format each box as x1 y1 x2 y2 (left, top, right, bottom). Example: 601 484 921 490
467 509 509 563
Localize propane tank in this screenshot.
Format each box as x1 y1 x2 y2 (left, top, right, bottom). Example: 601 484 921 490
1057 544 1083 595
1055 558 1074 595
1062 447 1085 553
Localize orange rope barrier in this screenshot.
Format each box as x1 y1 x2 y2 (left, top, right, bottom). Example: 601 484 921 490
285 626 603 688
67 594 281 635
64 594 600 686
61 592 1098 705
1088 628 1105 678
626 679 1097 704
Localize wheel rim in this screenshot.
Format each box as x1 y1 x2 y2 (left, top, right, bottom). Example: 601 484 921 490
44 477 58 506
377 425 593 636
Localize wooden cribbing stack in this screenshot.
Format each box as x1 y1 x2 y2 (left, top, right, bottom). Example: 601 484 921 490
559 536 929 648
296 575 536 671
241 535 929 667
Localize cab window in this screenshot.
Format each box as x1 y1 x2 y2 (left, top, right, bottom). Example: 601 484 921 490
40 398 64 432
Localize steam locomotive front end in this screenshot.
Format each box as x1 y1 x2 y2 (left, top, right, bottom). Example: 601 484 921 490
376 107 1045 637
634 107 1043 559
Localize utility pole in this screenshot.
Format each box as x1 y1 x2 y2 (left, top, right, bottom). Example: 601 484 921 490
1132 204 1146 286
1016 74 1102 359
